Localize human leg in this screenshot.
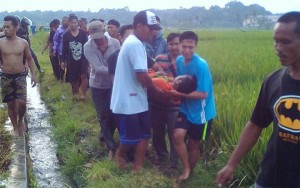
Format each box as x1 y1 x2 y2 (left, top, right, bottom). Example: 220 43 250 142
79 61 89 99
80 74 88 99
166 110 179 168
91 88 117 152
7 100 19 134
116 144 131 169
58 55 65 82
187 139 199 174
16 99 27 134
50 55 60 80
150 106 168 162
173 128 190 180
133 139 148 172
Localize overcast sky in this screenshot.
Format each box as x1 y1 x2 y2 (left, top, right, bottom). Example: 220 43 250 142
1 0 299 14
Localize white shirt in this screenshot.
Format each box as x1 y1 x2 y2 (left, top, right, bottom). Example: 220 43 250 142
110 34 148 114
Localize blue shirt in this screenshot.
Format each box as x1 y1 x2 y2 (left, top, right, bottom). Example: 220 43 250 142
176 54 216 124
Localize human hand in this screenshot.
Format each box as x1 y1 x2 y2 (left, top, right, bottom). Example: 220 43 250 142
215 165 235 188
169 89 182 98
60 62 65 70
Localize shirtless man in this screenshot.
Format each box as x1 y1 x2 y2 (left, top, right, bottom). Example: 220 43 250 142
0 15 36 136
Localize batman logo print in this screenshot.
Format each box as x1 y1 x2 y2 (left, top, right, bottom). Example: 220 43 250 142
274 96 300 133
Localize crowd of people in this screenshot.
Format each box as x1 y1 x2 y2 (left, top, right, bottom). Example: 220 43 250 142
1 10 300 187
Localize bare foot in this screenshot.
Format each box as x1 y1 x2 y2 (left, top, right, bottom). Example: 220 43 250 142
18 120 26 136
108 150 114 160
132 165 143 173
116 155 128 170
79 95 87 101
178 168 190 181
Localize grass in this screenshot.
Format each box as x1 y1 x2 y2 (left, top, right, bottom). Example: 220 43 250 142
29 29 280 187
0 104 12 178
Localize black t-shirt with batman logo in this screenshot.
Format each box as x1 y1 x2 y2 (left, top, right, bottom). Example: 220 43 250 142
251 67 300 187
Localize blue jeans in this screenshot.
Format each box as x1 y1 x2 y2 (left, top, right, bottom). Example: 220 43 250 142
150 105 179 168
90 87 117 151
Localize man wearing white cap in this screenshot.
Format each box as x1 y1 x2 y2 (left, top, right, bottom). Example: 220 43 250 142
110 10 164 172
84 20 120 159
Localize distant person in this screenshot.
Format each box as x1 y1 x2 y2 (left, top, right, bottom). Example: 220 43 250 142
79 17 88 35
107 19 120 39
61 15 88 99
0 15 36 136
42 19 60 80
110 10 163 172
149 32 181 170
30 24 36 35
17 16 44 73
144 15 168 59
172 31 216 180
53 16 69 81
84 20 120 159
216 11 300 188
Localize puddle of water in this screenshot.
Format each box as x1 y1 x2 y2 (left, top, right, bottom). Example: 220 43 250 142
26 78 67 187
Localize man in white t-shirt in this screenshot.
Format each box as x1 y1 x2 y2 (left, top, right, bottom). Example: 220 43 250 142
110 10 163 172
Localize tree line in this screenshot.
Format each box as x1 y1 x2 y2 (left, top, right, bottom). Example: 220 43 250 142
0 1 277 29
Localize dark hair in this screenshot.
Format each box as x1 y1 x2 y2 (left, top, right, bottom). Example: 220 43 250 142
4 15 19 27
20 17 31 27
177 75 197 94
278 11 300 36
167 32 181 42
69 15 78 22
52 19 60 26
180 31 198 45
118 24 133 37
155 15 160 23
80 18 87 24
108 19 120 28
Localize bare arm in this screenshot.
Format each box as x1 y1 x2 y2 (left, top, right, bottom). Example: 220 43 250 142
215 121 263 187
136 72 156 91
42 33 50 55
24 42 36 87
170 89 207 99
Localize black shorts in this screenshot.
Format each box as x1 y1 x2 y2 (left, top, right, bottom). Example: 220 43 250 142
68 60 89 82
175 112 213 141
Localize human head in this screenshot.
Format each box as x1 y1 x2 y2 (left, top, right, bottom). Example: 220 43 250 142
3 15 19 38
68 15 79 31
79 18 88 30
180 31 198 63
107 19 120 38
133 10 162 42
61 16 69 28
117 24 133 44
274 11 300 67
167 32 181 57
172 75 197 94
52 19 60 29
20 17 31 28
49 21 54 30
88 20 105 40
